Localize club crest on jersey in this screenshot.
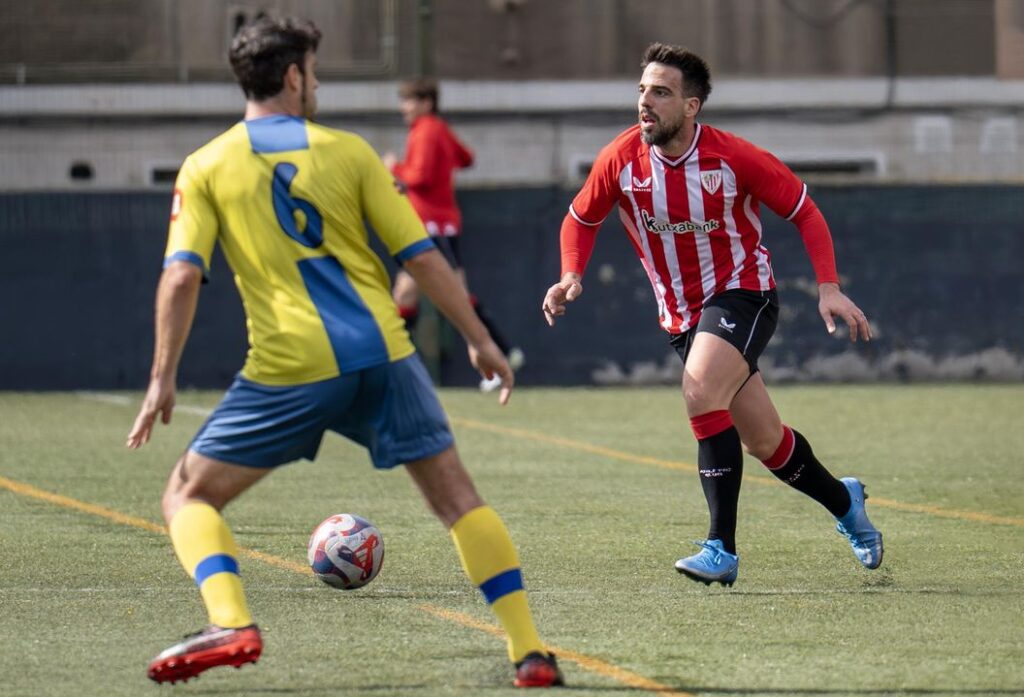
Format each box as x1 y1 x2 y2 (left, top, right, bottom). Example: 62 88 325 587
700 170 722 195
631 175 652 192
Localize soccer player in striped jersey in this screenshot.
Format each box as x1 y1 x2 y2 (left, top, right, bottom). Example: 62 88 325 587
383 79 524 392
126 16 562 688
542 43 883 586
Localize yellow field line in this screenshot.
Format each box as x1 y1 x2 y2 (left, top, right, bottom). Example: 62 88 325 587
449 416 1024 528
0 474 689 695
450 416 697 472
0 475 166 535
864 496 1024 527
78 393 1024 529
420 606 695 696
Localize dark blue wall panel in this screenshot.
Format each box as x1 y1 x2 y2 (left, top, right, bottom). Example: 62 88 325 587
1 187 1022 389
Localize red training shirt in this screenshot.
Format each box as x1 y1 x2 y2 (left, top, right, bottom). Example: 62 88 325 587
391 113 473 237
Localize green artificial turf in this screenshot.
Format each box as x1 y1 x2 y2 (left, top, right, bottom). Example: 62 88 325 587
0 386 1021 696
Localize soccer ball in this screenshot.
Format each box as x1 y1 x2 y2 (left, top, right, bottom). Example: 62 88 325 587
307 514 385 590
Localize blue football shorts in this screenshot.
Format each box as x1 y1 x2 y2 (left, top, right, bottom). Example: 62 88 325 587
189 354 454 469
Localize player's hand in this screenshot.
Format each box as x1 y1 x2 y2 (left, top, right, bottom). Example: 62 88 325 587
382 152 398 170
126 376 176 449
542 273 583 326
468 339 514 406
818 282 871 342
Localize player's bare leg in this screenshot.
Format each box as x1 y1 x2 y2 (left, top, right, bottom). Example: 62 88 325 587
398 259 521 391
406 447 563 687
162 450 270 520
729 373 883 568
675 333 749 585
442 264 523 389
393 269 421 329
726 372 784 459
148 453 271 684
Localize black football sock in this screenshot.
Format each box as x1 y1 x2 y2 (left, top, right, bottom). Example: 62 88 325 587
470 297 511 355
690 410 744 554
761 426 852 518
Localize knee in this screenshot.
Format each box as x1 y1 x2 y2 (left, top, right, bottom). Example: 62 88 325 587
394 289 417 308
393 276 418 307
741 426 786 462
682 378 721 417
743 435 780 462
160 456 221 524
161 480 186 524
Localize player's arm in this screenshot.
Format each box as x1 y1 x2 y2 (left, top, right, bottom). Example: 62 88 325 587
128 159 218 447
542 143 620 326
541 216 591 326
788 197 870 341
391 122 440 190
740 144 871 342
452 130 474 169
126 261 202 448
402 250 513 404
360 138 512 403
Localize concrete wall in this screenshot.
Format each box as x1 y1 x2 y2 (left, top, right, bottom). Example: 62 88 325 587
2 84 1022 190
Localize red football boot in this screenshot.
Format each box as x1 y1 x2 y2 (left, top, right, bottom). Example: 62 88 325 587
514 652 565 688
147 624 262 684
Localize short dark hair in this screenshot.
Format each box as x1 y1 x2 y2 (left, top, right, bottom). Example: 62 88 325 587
398 78 439 113
641 43 712 107
229 16 321 101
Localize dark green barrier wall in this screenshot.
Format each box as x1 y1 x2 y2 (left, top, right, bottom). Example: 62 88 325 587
2 186 1022 389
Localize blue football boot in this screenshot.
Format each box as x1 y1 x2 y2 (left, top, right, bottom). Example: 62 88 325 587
674 539 738 587
835 477 884 569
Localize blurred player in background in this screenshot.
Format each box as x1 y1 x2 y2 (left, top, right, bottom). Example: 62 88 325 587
542 42 883 587
126 16 562 688
383 78 524 391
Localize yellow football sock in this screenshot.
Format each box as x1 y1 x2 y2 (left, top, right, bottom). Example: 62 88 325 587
168 502 253 629
450 506 545 662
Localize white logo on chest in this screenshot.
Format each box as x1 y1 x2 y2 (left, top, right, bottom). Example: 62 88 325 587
700 170 722 195
631 175 652 191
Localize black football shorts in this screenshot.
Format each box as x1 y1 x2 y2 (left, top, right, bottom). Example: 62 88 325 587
431 235 463 270
670 288 779 374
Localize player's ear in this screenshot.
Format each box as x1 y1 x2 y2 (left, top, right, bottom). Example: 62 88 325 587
284 62 302 93
685 96 701 119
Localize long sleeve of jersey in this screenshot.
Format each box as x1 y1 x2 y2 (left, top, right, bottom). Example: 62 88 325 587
790 196 838 284
736 142 839 285
560 140 626 276
391 122 439 191
451 132 474 169
560 214 600 276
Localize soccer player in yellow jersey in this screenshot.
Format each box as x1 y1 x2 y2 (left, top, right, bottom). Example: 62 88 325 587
126 16 563 689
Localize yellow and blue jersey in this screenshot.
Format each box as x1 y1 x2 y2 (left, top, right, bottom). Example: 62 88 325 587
165 115 434 386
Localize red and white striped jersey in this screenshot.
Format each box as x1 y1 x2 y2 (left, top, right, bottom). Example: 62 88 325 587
569 123 808 334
